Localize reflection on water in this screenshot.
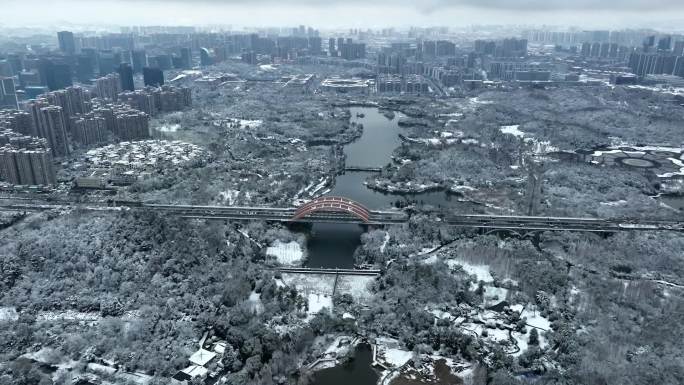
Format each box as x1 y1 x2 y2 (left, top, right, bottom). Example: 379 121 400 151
305 223 364 269
331 171 459 211
305 107 460 269
346 107 404 167
311 344 378 385
661 195 684 211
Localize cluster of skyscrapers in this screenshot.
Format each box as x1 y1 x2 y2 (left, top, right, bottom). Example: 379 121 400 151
0 47 191 186
119 86 191 116
0 110 55 186
0 30 176 105
627 36 684 78
474 38 529 59
328 38 366 60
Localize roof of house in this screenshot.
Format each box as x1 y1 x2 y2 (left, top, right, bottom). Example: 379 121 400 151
188 349 216 367
181 364 209 378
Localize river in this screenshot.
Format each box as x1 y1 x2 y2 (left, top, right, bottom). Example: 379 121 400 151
305 107 462 384
304 107 455 269
311 344 378 385
661 195 684 211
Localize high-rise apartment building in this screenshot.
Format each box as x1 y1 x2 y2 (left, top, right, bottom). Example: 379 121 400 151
0 77 18 110
143 67 164 87
58 31 77 55
95 73 121 101
180 48 192 69
0 125 55 186
71 114 108 146
131 50 147 73
118 63 134 91
39 106 70 157
39 59 73 91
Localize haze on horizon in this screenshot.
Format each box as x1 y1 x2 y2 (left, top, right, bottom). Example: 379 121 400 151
3 0 684 30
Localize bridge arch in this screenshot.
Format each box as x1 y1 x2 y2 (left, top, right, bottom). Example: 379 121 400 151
292 196 371 222
483 228 538 239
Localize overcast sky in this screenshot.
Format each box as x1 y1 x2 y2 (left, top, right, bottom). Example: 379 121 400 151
3 0 684 29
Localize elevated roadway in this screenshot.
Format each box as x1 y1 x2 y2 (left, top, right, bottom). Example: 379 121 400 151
0 198 682 233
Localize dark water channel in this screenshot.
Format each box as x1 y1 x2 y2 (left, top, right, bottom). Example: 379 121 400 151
306 108 472 383
304 107 455 269
311 344 378 385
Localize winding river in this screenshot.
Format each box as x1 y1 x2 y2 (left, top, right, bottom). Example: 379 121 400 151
304 107 455 269
305 107 455 384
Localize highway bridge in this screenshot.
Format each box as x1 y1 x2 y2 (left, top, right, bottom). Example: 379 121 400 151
0 195 682 233
275 267 381 276
344 166 383 172
146 197 408 225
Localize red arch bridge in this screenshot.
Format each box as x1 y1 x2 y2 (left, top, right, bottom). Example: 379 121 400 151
144 196 406 225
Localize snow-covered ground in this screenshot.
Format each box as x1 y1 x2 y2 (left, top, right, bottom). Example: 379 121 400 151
266 240 304 266
469 97 494 105
383 348 413 367
307 293 332 315
424 256 510 304
247 291 264 314
0 307 18 321
222 117 263 129
280 272 374 303
280 272 336 296
375 337 413 374
323 336 355 356
500 125 525 138
292 177 329 205
21 348 58 363
36 310 102 322
156 123 180 132
259 64 277 72
335 275 374 303
218 189 240 205
521 307 552 332
446 260 494 283
380 232 390 253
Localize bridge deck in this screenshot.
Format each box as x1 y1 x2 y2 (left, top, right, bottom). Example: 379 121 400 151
0 200 681 232
275 267 381 276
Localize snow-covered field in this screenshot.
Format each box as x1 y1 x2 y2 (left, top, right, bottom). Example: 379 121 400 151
0 307 18 321
247 291 264 314
500 125 525 138
335 275 374 303
280 272 336 295
383 348 413 367
223 118 263 129
279 272 374 302
36 310 101 322
375 337 413 368
156 123 180 132
218 189 239 205
446 259 494 283
266 241 304 266
521 307 552 332
307 293 333 315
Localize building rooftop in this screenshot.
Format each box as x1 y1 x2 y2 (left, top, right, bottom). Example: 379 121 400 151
188 349 216 367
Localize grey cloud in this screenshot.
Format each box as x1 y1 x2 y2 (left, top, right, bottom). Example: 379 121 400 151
116 0 684 12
